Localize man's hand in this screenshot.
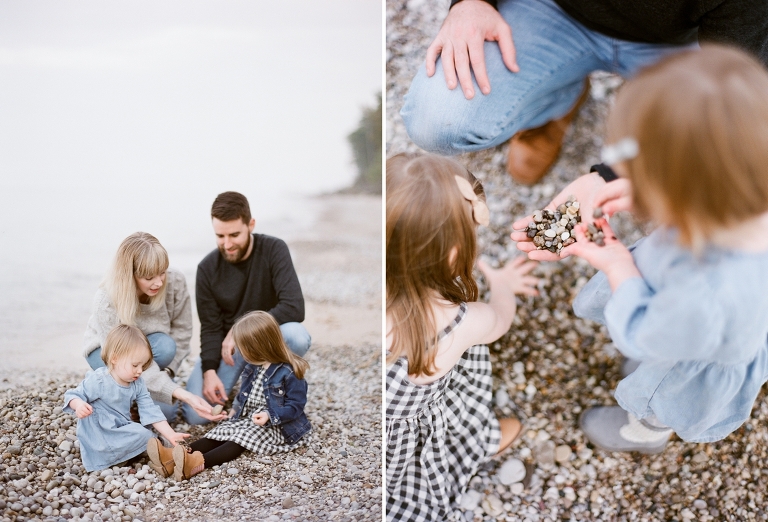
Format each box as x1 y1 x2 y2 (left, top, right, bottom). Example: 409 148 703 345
69 398 93 419
510 173 607 261
221 329 236 366
202 370 228 405
173 387 228 421
252 412 269 426
426 0 518 99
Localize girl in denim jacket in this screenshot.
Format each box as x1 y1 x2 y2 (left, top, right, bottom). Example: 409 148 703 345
562 46 768 453
148 311 311 480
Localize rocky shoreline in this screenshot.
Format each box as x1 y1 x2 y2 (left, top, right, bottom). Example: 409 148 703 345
0 342 381 522
387 1 768 520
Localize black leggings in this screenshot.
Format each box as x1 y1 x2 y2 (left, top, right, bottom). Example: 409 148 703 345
190 438 246 469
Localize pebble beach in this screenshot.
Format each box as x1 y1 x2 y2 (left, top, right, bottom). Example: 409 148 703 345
0 194 382 522
388 1 768 521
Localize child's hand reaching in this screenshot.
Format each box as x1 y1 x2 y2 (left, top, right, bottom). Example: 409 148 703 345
593 178 633 217
252 412 270 426
561 218 641 290
477 256 539 296
166 432 191 446
70 399 93 419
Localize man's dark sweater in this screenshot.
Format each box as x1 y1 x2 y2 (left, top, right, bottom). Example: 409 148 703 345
196 233 305 373
449 0 768 68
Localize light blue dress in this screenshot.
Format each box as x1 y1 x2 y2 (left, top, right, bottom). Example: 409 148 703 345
574 228 768 443
63 367 167 471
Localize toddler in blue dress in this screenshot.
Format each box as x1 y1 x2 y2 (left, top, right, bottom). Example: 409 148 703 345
64 325 189 471
561 45 768 453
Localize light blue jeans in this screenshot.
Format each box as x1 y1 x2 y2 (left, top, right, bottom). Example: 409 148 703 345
86 332 177 370
181 322 311 425
401 0 696 155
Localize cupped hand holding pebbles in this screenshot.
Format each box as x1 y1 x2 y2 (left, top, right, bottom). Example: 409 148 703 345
525 196 606 255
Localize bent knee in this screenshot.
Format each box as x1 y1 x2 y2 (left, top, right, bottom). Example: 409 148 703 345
401 83 509 154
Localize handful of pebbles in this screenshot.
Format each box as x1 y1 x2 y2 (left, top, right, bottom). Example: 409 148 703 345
524 197 605 254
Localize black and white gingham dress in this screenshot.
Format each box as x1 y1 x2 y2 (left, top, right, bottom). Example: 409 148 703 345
386 303 501 521
205 366 307 453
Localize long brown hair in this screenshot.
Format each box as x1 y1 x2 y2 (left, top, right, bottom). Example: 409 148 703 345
386 153 486 376
607 44 768 249
232 311 309 379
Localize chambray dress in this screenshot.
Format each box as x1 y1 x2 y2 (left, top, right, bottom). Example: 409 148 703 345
574 228 768 442
386 303 501 521
63 367 166 471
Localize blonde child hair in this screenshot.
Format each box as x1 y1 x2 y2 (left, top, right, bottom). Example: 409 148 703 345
105 232 169 326
232 311 309 379
101 324 154 371
386 152 487 377
606 44 768 249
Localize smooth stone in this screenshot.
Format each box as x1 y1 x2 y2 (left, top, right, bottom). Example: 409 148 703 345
133 482 146 493
6 445 22 455
300 475 312 484
555 445 572 463
481 494 503 517
498 458 526 485
458 489 482 511
544 229 556 238
535 440 556 466
495 388 510 409
59 441 72 452
694 499 708 510
227 468 239 475
510 483 524 495
282 496 295 509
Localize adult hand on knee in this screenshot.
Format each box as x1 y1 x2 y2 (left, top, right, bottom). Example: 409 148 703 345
510 172 607 260
202 370 228 405
221 329 237 366
426 0 518 99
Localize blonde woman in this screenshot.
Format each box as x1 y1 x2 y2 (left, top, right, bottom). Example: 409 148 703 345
83 232 224 423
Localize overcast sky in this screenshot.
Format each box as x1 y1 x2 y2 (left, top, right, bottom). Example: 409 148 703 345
0 1 382 358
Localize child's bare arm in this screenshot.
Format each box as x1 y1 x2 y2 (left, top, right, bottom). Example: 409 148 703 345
151 420 190 446
472 257 539 344
67 398 93 419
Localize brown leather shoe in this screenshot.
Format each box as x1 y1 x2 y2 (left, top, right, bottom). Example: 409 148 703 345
172 444 205 481
507 80 591 185
146 438 175 478
495 417 523 455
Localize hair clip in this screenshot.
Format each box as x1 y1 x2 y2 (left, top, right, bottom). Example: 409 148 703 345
601 137 639 165
454 175 490 226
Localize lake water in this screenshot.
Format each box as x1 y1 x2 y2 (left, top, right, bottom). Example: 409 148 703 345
0 1 381 373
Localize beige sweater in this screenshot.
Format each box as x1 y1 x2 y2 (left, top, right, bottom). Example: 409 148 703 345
82 267 192 404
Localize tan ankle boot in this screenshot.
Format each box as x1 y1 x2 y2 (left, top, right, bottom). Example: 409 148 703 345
506 79 591 185
146 438 175 478
172 444 205 481
495 417 523 456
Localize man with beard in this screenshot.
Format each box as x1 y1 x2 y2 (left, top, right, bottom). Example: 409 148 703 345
183 191 310 424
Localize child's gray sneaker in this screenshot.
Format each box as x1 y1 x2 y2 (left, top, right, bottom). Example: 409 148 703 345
579 406 672 454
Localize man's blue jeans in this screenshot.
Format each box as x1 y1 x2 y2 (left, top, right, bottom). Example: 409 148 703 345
401 0 696 155
181 322 311 425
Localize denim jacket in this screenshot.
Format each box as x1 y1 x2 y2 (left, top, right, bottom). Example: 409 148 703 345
232 362 311 445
